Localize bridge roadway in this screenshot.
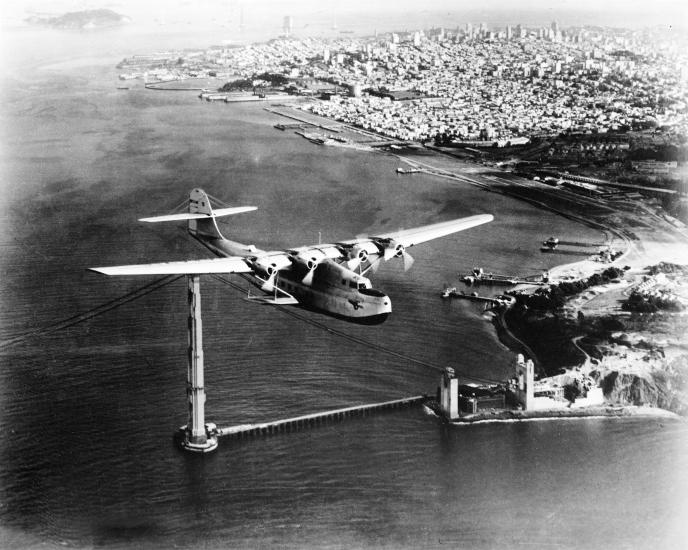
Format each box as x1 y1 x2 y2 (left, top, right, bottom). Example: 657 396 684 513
215 395 429 439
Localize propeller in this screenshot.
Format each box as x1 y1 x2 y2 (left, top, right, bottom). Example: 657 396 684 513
260 265 278 292
383 241 414 271
361 256 382 275
346 247 369 271
302 257 318 286
252 254 292 293
343 239 381 273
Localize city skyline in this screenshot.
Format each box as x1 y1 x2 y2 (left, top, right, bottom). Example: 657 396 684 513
2 0 687 29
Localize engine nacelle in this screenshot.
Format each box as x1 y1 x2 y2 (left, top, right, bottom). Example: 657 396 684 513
291 249 328 285
252 253 292 277
293 249 327 268
348 241 379 260
382 240 414 270
383 240 405 261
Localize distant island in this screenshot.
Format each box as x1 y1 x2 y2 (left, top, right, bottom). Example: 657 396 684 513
25 9 130 30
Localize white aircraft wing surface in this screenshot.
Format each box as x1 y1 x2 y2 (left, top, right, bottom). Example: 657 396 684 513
90 257 252 276
372 214 494 247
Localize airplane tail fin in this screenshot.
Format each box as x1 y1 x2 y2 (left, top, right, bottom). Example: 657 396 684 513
138 188 256 241
188 188 223 240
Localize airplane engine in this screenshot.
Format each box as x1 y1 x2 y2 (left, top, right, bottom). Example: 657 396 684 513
301 256 318 285
346 242 380 270
293 250 327 286
383 241 414 271
252 254 292 292
354 248 368 263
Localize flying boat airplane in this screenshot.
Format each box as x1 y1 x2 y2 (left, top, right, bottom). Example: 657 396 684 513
91 189 493 324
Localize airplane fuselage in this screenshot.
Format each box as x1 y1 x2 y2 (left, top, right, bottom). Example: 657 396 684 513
197 235 392 324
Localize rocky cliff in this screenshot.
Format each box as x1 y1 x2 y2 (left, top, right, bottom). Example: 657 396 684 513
600 357 688 415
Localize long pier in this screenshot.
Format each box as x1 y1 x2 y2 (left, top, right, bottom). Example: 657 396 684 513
463 274 546 286
274 123 313 130
264 107 342 132
215 395 428 439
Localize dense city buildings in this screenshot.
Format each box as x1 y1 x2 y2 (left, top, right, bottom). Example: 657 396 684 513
119 23 686 142
118 22 687 196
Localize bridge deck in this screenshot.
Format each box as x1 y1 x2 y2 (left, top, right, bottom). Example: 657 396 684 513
216 395 428 438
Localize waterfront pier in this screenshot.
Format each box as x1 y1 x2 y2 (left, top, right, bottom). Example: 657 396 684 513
461 267 548 286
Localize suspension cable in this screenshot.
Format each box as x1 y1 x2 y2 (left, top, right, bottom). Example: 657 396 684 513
0 275 183 350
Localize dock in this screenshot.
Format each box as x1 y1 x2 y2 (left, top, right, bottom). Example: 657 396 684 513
462 267 548 286
441 288 516 308
274 123 313 130
214 395 428 439
224 95 270 103
264 107 342 132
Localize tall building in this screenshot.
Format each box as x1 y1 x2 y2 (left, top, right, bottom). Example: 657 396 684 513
506 25 513 40
283 15 293 36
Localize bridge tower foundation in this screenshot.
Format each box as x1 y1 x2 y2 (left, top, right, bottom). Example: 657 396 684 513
178 274 218 453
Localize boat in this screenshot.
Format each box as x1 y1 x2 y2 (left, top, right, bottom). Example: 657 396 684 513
441 287 457 298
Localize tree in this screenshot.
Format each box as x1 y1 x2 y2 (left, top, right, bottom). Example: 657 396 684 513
564 382 581 403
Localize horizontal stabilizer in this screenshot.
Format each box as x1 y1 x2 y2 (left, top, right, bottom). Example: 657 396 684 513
139 206 257 223
90 257 252 276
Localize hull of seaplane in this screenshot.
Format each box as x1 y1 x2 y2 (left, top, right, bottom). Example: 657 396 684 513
198 237 392 324
266 269 392 325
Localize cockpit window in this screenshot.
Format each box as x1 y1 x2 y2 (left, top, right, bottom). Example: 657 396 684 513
357 283 366 290
349 281 357 288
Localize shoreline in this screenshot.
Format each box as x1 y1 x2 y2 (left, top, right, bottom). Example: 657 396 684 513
424 402 681 425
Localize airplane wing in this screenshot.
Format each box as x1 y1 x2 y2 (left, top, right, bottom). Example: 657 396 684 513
334 214 493 269
90 257 252 276
90 214 493 278
371 214 494 248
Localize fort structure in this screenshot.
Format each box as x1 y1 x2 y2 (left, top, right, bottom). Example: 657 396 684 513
434 352 610 422
439 368 460 419
437 368 506 420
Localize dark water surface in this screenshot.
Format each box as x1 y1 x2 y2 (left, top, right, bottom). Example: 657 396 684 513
1 22 687 550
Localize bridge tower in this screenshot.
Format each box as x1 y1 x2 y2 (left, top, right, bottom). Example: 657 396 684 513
178 274 218 453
